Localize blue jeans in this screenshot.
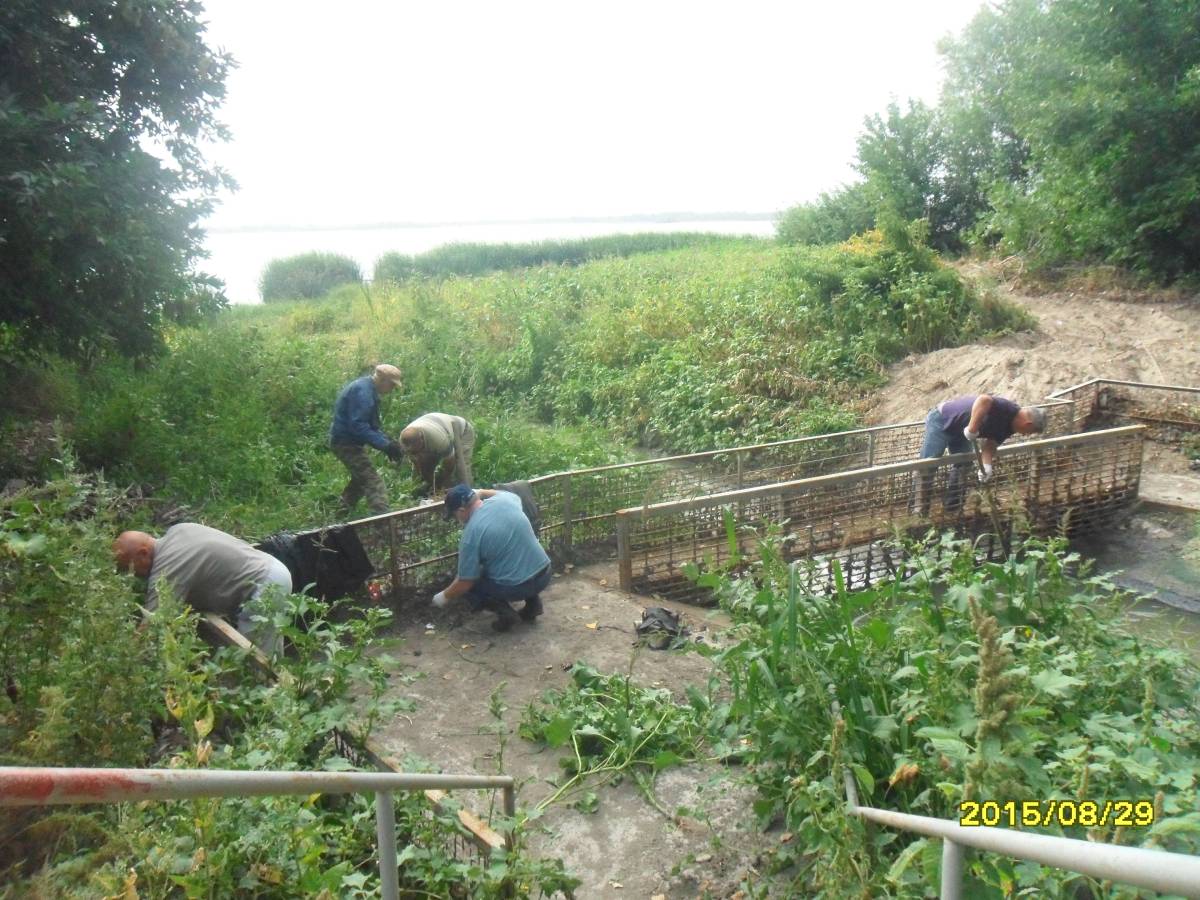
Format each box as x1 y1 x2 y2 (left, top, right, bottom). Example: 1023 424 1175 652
915 408 971 514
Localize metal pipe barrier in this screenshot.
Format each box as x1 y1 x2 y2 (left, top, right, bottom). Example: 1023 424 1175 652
0 766 515 900
831 713 1200 899
614 426 1145 600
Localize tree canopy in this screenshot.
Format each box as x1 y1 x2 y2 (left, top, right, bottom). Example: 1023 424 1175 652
0 0 233 362
779 0 1200 278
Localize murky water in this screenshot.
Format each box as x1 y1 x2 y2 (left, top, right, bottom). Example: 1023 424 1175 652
1074 506 1200 662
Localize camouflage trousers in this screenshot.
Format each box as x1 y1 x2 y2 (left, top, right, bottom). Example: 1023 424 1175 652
331 443 389 516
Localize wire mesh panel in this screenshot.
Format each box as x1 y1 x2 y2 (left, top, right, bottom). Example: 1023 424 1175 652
284 378 1199 608
615 426 1145 602
1094 381 1200 439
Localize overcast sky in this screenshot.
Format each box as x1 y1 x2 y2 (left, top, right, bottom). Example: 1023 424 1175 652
198 0 987 230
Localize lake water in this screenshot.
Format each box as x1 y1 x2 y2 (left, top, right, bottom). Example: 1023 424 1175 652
204 217 779 304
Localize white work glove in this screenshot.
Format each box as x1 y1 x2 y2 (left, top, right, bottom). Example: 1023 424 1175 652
963 427 979 442
431 591 448 608
977 463 994 484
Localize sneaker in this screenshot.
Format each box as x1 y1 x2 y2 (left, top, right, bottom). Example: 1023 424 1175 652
519 594 543 622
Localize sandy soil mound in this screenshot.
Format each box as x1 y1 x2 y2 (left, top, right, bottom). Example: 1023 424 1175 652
865 261 1200 427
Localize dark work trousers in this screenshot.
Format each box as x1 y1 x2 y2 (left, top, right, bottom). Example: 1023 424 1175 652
467 565 552 617
914 407 972 515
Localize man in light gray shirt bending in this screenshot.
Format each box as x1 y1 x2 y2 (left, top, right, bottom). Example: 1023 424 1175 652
399 412 476 496
113 523 293 654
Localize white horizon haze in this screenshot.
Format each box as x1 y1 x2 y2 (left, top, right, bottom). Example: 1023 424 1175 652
197 0 987 232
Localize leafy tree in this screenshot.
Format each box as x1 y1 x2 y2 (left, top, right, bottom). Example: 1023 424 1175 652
0 0 233 362
942 0 1200 275
856 99 1004 252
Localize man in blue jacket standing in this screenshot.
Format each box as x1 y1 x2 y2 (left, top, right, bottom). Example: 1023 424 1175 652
329 364 405 516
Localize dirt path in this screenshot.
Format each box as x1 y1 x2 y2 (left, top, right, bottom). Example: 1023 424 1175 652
864 261 1200 433
373 567 777 898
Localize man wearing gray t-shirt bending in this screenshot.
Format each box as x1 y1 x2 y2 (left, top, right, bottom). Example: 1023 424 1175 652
113 523 293 654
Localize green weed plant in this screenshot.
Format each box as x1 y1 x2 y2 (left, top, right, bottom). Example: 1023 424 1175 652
695 531 1200 896
0 473 577 897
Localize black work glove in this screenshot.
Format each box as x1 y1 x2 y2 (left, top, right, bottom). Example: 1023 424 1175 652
383 441 404 463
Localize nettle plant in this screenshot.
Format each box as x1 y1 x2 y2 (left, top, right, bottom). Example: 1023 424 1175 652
518 529 1200 898
702 532 1200 896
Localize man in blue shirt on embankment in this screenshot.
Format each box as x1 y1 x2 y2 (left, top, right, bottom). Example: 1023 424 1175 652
329 364 405 517
431 484 552 632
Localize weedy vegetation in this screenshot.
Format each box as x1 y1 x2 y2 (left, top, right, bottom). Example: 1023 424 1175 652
519 532 1200 897
373 231 739 282
0 470 579 897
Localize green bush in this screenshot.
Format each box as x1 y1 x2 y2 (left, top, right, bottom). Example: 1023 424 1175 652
259 252 362 302
776 182 877 245
701 534 1200 894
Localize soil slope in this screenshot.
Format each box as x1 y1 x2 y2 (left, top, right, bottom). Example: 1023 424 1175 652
865 261 1200 429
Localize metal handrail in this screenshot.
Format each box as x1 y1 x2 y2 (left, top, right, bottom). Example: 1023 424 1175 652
1049 376 1200 398
0 766 516 900
831 706 1200 899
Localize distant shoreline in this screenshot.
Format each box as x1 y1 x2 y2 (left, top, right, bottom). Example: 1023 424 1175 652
206 211 779 235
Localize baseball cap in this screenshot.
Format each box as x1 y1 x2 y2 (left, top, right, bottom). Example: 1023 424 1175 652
444 484 476 518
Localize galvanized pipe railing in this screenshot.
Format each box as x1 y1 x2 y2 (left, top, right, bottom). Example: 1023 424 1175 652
830 705 1200 898
0 766 516 900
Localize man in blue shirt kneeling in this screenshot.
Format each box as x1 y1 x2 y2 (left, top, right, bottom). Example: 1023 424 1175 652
432 484 551 632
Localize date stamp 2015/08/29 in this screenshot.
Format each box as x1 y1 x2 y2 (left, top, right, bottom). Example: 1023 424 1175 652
958 800 1155 828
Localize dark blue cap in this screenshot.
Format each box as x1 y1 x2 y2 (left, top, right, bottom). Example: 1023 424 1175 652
444 484 476 517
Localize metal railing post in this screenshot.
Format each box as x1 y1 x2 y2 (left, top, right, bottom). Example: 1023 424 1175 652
376 791 399 900
561 473 574 552
503 783 516 850
615 514 633 592
941 839 964 900
387 518 401 598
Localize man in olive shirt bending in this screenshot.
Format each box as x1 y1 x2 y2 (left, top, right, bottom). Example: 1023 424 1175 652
399 412 476 496
113 523 293 653
431 484 551 632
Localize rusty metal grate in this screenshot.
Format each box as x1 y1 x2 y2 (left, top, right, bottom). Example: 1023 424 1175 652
613 426 1145 602
287 379 1194 608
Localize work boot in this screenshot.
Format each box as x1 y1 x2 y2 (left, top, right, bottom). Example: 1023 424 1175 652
519 594 543 622
491 603 519 633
